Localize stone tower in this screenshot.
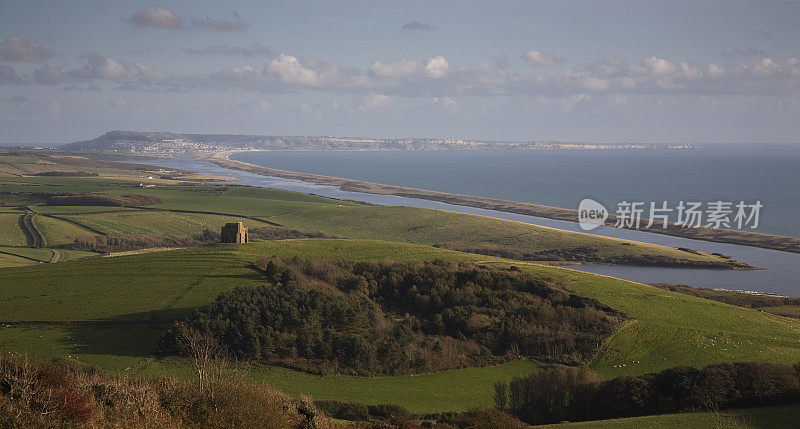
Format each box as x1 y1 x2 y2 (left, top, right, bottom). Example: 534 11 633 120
221 222 248 243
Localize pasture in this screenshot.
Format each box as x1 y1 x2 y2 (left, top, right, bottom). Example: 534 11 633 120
2 239 800 412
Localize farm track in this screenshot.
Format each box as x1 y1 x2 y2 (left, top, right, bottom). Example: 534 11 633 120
18 210 44 248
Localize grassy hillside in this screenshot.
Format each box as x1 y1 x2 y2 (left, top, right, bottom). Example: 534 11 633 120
0 212 27 246
270 205 733 265
541 404 800 429
2 239 799 413
0 166 742 268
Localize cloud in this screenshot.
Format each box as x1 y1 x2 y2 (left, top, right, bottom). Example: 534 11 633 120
638 56 677 77
361 92 392 110
0 64 20 83
752 57 780 76
33 65 63 85
0 36 54 63
401 21 435 30
522 49 561 67
267 54 327 87
193 12 248 31
424 56 450 78
69 54 166 82
130 6 182 29
183 42 274 58
369 58 421 79
38 48 799 101
585 53 628 77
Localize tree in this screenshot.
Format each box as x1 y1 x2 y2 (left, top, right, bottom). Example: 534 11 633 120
173 322 225 393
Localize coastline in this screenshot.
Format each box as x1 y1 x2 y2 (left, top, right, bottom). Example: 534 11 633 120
196 150 800 255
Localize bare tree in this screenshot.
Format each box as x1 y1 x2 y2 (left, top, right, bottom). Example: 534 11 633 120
173 323 225 393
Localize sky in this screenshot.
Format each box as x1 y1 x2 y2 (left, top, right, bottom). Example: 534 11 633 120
1 0 799 145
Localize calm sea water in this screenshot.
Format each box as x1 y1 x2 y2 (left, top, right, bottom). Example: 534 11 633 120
146 157 800 297
232 145 800 238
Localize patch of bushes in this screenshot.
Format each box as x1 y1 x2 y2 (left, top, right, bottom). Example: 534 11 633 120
497 362 800 425
160 258 624 375
0 352 333 428
314 400 411 422
248 226 340 241
70 226 340 253
45 192 164 207
433 243 751 268
33 171 99 177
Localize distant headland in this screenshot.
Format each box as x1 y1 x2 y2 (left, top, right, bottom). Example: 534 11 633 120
63 131 696 155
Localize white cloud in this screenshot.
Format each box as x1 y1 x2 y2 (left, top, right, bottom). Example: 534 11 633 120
639 56 677 77
361 92 392 110
69 54 166 82
424 56 450 78
0 36 54 63
267 54 324 87
787 59 800 77
707 63 726 78
130 6 182 29
752 57 779 76
522 50 561 67
678 61 701 79
370 59 421 79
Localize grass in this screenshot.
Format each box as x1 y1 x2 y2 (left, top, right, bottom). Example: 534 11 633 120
0 253 36 268
0 174 738 268
540 404 800 428
0 246 53 261
56 211 270 236
270 205 736 265
33 215 97 246
2 240 800 372
485 263 800 378
0 322 537 414
0 213 27 246
1 239 800 411
0 155 39 164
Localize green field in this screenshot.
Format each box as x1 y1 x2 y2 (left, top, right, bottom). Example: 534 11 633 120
33 214 98 246
1 157 797 417
57 210 272 236
2 239 800 413
0 212 26 246
270 205 732 265
542 404 800 428
0 253 35 267
0 172 739 268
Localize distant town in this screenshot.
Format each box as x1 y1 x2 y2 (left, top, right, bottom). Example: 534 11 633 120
62 131 697 155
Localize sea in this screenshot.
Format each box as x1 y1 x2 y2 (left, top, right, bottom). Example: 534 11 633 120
231 144 800 238
145 144 800 296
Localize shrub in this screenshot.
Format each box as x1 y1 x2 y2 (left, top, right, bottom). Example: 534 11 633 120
0 351 333 428
503 361 800 425
45 192 164 207
160 258 625 375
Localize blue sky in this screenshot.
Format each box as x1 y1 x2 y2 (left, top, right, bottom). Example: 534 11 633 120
1 0 799 144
